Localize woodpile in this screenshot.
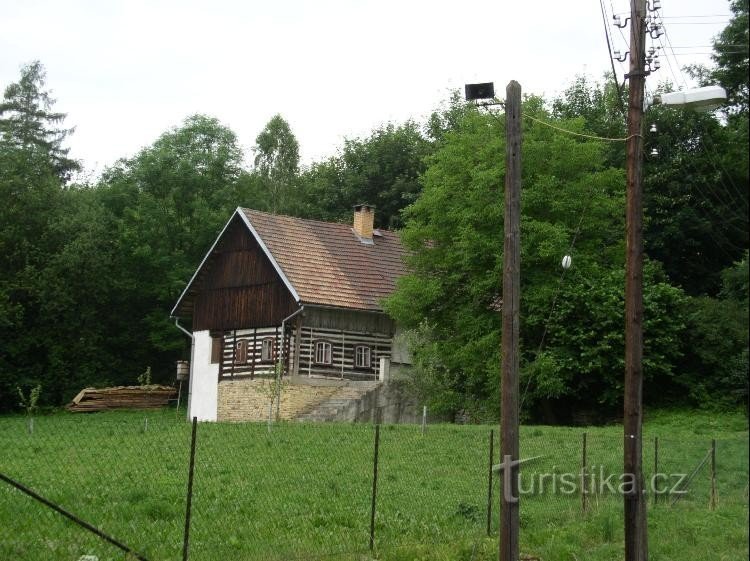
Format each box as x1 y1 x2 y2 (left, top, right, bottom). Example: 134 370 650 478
67 385 177 412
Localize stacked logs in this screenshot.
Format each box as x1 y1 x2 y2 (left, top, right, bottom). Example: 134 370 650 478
67 385 176 412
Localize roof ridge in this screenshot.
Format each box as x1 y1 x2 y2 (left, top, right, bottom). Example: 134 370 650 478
240 207 400 234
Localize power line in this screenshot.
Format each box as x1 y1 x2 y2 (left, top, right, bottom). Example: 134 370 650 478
658 21 731 25
669 44 749 49
611 14 730 24
612 12 731 19
660 25 689 88
697 133 748 209
657 50 748 55
523 113 633 141
656 36 687 88
649 138 750 238
610 0 632 56
659 14 733 19
655 9 748 221
604 0 629 80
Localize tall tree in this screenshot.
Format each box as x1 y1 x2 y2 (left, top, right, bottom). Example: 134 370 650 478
710 0 749 116
297 121 431 228
0 145 62 410
0 61 79 180
424 90 471 145
101 114 249 356
555 75 748 295
382 101 688 422
0 114 253 409
552 75 627 168
253 114 300 213
338 122 431 229
643 99 748 295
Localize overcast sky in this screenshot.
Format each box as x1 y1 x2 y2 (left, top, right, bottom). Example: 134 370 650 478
1 0 734 176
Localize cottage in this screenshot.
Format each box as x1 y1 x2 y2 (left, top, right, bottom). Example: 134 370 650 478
171 205 414 422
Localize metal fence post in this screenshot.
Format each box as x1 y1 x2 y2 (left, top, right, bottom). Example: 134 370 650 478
369 424 381 551
581 432 588 513
183 416 198 561
653 437 659 505
487 429 494 536
710 439 717 511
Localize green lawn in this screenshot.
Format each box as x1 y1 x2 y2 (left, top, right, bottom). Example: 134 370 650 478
0 409 747 561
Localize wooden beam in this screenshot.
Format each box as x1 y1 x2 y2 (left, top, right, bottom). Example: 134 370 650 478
624 1 649 559
500 79 522 561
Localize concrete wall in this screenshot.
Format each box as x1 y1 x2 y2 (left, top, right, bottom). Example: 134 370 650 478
187 330 219 421
345 382 421 424
391 327 413 365
217 377 342 422
215 369 425 425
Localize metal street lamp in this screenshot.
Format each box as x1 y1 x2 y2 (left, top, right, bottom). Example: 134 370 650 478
646 85 727 112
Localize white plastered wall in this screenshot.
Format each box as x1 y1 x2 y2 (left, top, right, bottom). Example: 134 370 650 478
187 330 219 421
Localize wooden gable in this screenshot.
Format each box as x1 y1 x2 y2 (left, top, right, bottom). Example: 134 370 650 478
184 214 298 331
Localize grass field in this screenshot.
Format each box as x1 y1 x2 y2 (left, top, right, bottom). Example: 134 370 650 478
0 409 747 561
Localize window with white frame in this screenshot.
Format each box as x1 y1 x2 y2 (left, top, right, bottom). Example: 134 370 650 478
355 345 371 368
261 338 275 362
314 341 332 365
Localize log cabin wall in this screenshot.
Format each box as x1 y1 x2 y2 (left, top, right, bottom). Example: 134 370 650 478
218 326 291 380
303 306 395 335
296 325 391 381
191 216 297 331
216 322 392 382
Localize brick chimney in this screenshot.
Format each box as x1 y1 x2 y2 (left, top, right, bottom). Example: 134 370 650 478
353 204 375 243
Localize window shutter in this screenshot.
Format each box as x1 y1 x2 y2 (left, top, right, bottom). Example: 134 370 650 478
211 336 222 364
235 340 248 365
261 338 275 362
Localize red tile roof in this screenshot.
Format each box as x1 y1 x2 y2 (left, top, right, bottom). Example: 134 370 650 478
241 208 407 312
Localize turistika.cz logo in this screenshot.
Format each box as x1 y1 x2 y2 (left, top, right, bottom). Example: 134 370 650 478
493 455 687 503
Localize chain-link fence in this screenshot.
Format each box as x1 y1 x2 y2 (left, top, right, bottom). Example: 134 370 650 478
0 413 190 561
1 413 747 561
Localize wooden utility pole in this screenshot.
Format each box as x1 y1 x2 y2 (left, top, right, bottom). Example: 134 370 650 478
624 0 649 559
500 80 522 561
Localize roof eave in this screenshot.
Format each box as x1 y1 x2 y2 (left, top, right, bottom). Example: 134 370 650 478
170 210 240 318
171 207 303 318
299 302 388 314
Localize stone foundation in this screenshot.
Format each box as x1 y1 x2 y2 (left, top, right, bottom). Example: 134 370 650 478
217 375 425 424
217 378 342 422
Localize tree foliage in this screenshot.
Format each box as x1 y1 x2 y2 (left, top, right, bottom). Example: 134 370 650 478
0 61 79 179
554 75 749 296
678 253 749 410
0 145 63 409
710 0 749 116
642 98 748 295
552 75 626 168
385 101 646 421
297 121 432 228
385 91 741 421
0 56 746 419
0 111 259 409
253 114 300 214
